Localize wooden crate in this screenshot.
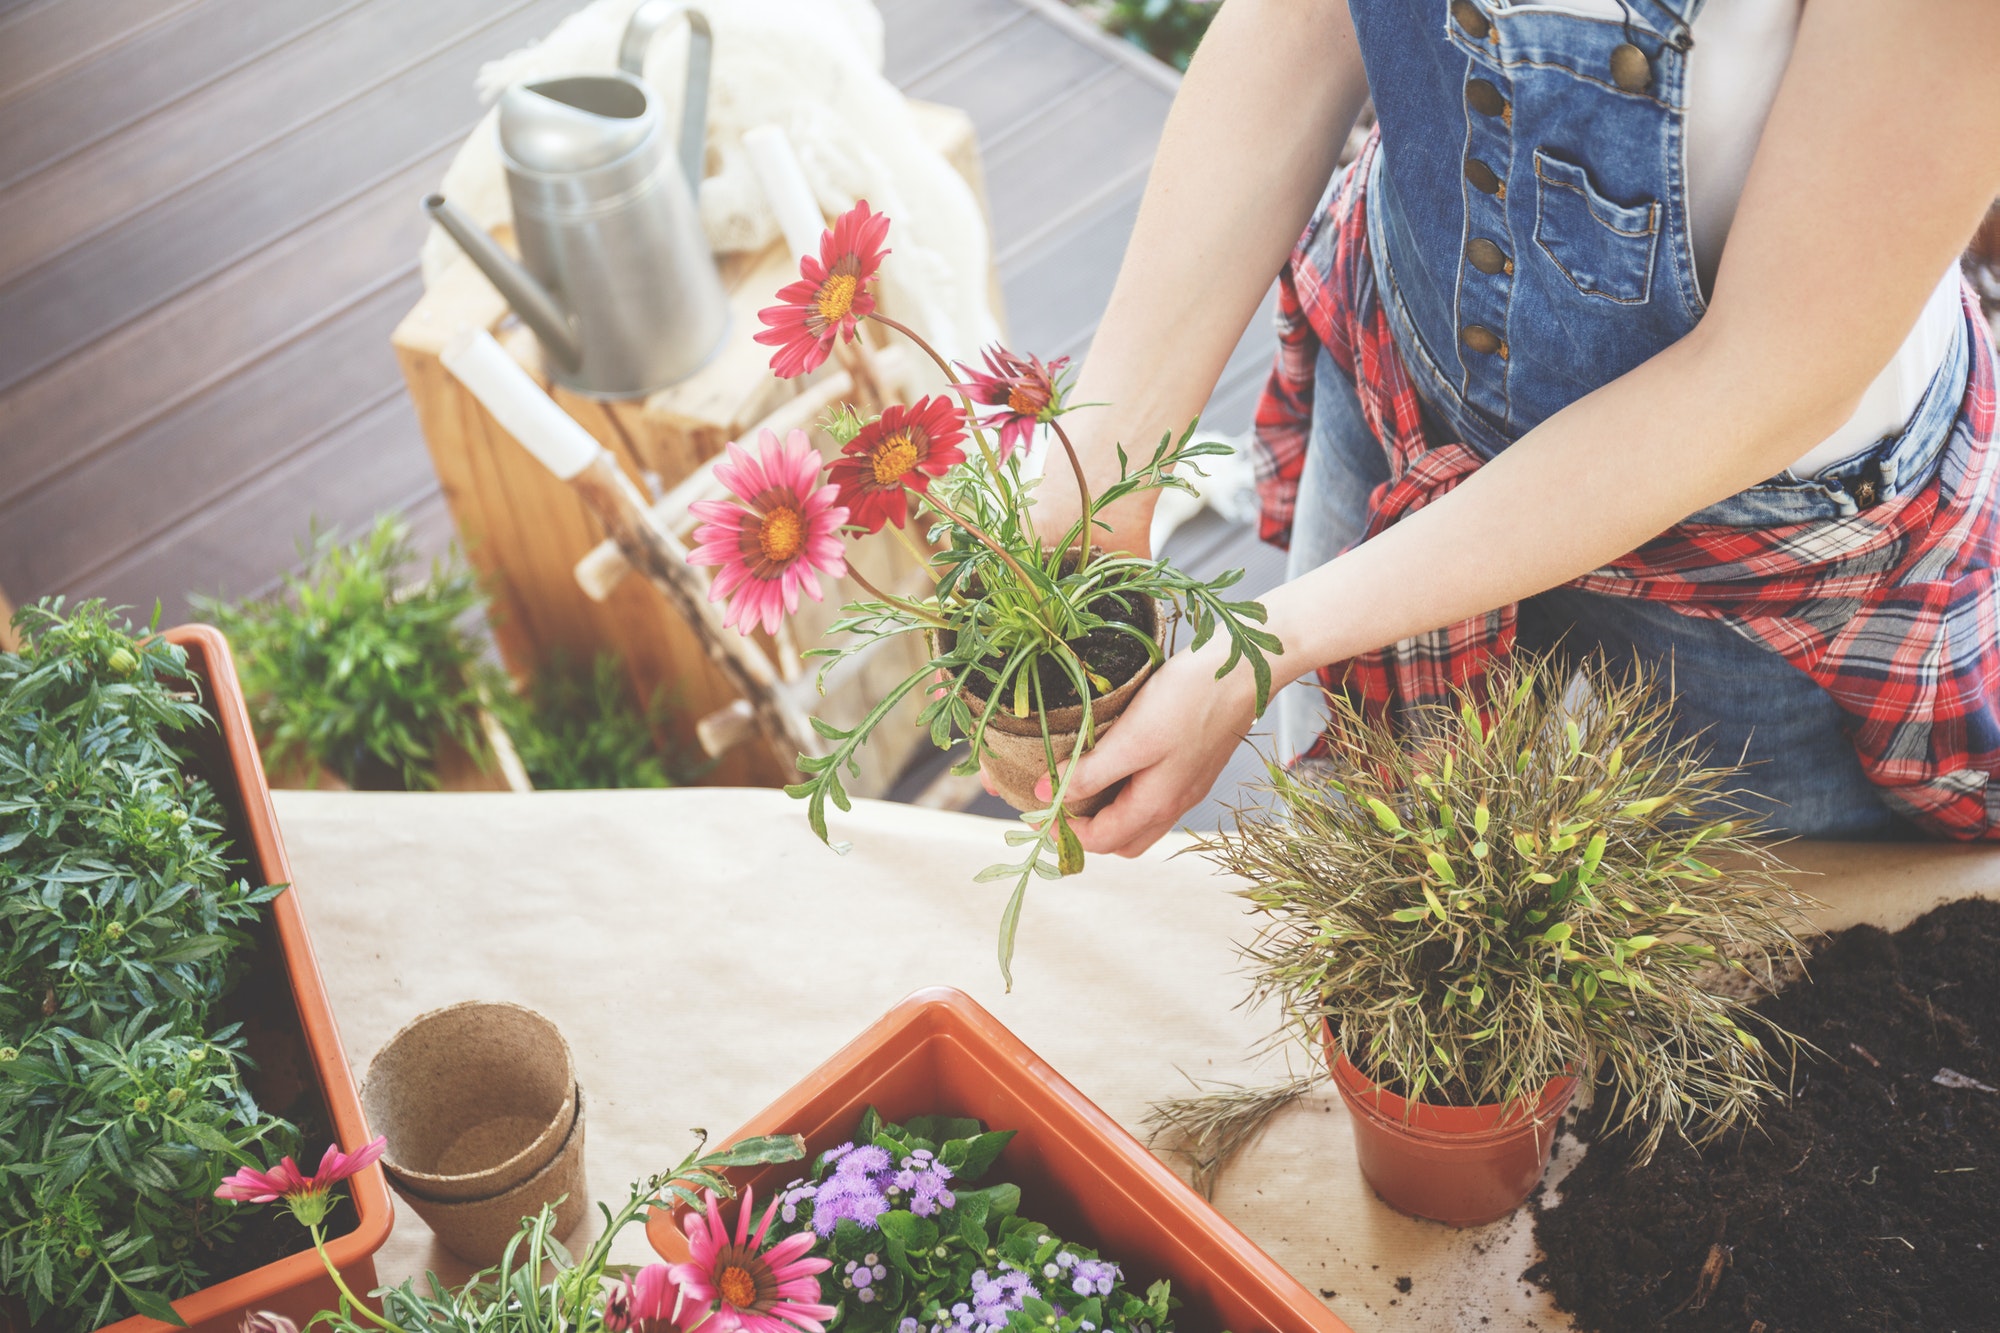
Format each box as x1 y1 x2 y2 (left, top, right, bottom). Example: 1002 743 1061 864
393 103 996 793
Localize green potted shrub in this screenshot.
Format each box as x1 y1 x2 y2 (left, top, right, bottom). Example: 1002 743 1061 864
1193 653 1818 1226
197 517 504 793
0 600 389 1330
492 653 698 791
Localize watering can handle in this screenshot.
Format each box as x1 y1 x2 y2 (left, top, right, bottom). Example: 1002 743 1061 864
619 1 712 194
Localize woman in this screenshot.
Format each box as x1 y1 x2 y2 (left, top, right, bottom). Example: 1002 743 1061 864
1024 0 2000 851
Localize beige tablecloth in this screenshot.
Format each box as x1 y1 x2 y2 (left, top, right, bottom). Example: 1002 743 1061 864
270 788 2000 1331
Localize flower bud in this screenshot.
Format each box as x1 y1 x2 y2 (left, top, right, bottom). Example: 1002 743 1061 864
241 1312 301 1333
106 646 138 677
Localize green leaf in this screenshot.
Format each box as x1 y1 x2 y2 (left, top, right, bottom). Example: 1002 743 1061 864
699 1134 807 1168
121 1288 188 1327
1364 797 1402 833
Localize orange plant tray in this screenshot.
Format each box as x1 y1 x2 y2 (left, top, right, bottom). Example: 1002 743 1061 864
91 627 394 1333
645 988 1351 1333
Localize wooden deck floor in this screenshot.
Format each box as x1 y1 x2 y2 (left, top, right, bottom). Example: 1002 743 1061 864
0 0 1275 624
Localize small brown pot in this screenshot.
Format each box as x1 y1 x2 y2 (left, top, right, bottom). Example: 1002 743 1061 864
964 598 1161 817
1324 1024 1575 1228
388 1087 589 1265
362 1001 577 1200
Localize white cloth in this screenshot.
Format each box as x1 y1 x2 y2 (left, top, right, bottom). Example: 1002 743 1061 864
1537 0 1960 476
419 0 1000 366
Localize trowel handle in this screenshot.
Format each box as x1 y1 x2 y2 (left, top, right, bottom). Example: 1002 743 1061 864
618 0 712 194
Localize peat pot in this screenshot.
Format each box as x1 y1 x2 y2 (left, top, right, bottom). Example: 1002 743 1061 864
362 1002 586 1264
84 626 394 1332
963 596 1161 817
645 987 1355 1333
1325 1023 1576 1228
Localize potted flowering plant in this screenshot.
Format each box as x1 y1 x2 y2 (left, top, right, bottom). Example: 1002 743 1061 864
692 203 1282 984
216 1131 810 1333
1192 653 1819 1226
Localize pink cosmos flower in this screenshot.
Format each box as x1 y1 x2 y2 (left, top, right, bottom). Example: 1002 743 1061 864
670 1188 835 1333
605 1262 681 1332
755 201 891 379
951 345 1072 462
216 1136 386 1226
689 429 850 636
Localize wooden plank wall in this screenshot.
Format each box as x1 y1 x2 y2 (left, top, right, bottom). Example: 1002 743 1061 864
0 0 1275 630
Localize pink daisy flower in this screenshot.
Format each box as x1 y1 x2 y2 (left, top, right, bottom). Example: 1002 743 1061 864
216 1136 386 1227
951 345 1073 462
605 1262 681 1332
689 429 849 636
754 201 891 379
670 1188 835 1333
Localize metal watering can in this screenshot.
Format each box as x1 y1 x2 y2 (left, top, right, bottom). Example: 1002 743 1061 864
426 0 728 398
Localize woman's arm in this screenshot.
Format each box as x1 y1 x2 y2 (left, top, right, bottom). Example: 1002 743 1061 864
1032 0 1370 555
1061 0 2000 855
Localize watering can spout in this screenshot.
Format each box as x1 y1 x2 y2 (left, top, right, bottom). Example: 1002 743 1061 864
424 193 583 372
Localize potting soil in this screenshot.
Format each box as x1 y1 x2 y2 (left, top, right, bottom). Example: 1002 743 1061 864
1529 897 2000 1332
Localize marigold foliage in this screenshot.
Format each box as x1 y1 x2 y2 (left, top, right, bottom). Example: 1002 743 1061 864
0 599 294 1330
1198 652 1818 1160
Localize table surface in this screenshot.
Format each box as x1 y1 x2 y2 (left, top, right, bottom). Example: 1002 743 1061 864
271 787 2000 1331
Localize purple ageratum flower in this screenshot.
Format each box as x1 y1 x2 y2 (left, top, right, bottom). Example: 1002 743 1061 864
811 1170 889 1236
836 1144 892 1178
1069 1258 1119 1298
777 1178 817 1225
892 1153 956 1218
968 1267 1038 1333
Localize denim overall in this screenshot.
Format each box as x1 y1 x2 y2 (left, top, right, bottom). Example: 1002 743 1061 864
1281 0 1973 838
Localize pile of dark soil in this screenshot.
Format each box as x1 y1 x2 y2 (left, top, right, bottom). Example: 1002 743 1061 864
1530 897 1999 1333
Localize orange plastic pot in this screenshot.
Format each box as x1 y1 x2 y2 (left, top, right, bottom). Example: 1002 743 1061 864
86 627 395 1332
1323 1023 1575 1228
646 988 1353 1333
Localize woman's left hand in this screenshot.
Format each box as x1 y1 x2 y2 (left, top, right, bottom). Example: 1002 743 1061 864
1035 643 1263 857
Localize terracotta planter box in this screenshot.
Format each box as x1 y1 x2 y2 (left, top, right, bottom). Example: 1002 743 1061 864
84 626 393 1332
644 988 1351 1333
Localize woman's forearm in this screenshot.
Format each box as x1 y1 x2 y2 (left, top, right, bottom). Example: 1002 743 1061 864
1054 0 1368 539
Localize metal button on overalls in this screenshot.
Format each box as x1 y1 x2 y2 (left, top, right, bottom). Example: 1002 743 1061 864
1451 0 1490 40
1461 324 1505 357
1466 238 1511 275
1465 78 1508 118
1610 43 1651 93
1464 158 1502 195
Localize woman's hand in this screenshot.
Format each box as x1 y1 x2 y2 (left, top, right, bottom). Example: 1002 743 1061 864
1035 642 1263 857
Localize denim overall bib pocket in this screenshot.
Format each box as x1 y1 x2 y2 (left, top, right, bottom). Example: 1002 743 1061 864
1282 0 1974 837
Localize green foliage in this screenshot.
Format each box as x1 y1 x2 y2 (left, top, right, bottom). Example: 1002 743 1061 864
793 425 1279 987
0 599 295 1331
495 653 695 790
1198 652 1819 1162
198 516 490 791
300 1133 806 1332
1080 0 1222 71
776 1109 1177 1333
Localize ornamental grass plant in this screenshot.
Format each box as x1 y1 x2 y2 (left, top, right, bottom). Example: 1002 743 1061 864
1195 652 1820 1163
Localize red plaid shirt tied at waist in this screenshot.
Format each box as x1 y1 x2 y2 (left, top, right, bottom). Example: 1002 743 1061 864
1251 139 2000 840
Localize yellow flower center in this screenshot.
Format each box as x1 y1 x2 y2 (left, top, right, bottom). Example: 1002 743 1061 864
816 273 858 324
719 1265 758 1309
758 506 805 562
871 431 921 485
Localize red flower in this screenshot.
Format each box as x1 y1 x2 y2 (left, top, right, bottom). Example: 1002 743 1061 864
827 396 968 533
952 345 1072 462
755 201 891 379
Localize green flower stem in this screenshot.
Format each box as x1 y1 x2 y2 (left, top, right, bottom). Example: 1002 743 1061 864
310 1223 404 1333
862 312 1015 516
841 561 949 628
1045 417 1095 562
